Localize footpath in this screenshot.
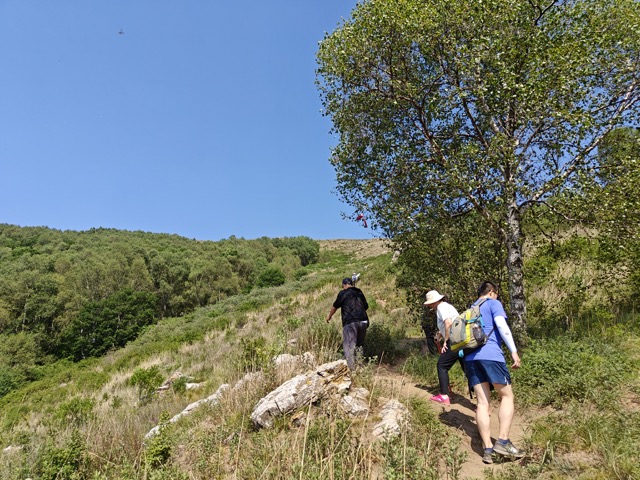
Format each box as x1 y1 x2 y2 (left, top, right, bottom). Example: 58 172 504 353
374 359 529 479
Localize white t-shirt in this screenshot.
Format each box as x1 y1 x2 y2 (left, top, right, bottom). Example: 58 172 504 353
436 301 459 338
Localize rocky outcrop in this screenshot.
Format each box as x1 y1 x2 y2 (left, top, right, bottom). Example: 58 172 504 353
250 360 351 428
156 372 185 392
144 370 267 441
338 387 370 418
372 399 409 439
144 383 230 440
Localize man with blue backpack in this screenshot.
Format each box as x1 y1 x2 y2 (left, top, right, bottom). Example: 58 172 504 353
464 281 525 464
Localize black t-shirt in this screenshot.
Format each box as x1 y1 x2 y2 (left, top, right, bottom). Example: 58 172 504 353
333 287 369 326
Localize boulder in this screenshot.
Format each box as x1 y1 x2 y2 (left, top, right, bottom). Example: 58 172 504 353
338 387 370 418
372 399 409 439
251 360 350 428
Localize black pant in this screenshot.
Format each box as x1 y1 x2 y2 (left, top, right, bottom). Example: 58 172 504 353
422 320 439 356
437 341 465 395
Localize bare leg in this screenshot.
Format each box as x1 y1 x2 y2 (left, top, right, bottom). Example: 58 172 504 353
493 383 515 440
473 382 493 449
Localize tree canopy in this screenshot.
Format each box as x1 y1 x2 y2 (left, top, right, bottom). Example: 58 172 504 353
317 0 640 333
0 225 319 367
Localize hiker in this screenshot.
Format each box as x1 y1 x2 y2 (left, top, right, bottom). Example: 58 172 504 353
423 290 464 405
464 281 525 464
420 310 439 356
326 277 369 370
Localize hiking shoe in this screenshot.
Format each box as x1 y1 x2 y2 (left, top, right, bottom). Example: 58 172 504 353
493 440 525 458
482 449 494 464
429 394 450 405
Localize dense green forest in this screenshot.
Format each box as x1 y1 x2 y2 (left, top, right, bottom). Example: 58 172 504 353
0 224 319 395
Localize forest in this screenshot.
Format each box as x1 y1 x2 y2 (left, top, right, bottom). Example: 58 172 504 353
0 224 319 395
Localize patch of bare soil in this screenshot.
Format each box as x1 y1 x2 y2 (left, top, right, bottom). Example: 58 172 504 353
373 340 542 480
621 388 640 413
318 239 392 259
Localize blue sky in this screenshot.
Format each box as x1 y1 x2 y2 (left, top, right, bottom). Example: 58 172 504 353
0 1 372 241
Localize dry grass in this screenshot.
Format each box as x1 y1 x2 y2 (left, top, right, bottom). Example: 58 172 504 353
318 238 392 259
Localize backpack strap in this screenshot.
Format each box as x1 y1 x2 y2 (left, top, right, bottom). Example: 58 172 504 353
474 297 495 339
474 298 488 308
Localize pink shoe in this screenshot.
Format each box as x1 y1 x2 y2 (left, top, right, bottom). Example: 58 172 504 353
430 394 450 405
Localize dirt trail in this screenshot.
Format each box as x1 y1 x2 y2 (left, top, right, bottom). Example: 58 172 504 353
372 361 530 479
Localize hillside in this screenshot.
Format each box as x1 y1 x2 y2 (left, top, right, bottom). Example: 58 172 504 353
318 238 392 258
0 237 638 479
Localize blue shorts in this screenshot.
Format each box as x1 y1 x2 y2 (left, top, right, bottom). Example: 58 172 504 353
465 360 511 387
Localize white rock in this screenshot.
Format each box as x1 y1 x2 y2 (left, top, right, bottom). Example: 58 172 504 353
339 387 370 418
372 399 409 439
144 383 230 441
251 360 350 428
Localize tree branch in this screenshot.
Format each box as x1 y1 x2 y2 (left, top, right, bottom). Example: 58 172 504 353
527 0 558 26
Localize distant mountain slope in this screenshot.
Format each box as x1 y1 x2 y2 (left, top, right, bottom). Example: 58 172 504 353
318 238 391 259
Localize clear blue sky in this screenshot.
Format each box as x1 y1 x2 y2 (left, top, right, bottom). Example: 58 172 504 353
0 1 372 241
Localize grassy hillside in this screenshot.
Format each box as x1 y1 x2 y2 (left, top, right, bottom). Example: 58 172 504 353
0 238 638 479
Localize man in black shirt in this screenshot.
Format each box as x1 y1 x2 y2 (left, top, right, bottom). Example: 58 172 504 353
326 277 370 370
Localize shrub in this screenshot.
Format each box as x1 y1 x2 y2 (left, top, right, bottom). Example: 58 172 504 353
172 376 188 394
255 267 286 288
145 415 173 469
37 430 87 480
128 366 164 403
55 397 95 426
363 323 397 363
0 366 22 398
238 336 281 372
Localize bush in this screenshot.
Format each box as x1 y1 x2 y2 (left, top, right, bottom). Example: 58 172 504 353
145 415 173 469
55 397 95 426
0 366 22 398
255 267 286 288
37 430 87 480
128 366 164 403
238 337 281 372
172 376 188 394
364 323 397 363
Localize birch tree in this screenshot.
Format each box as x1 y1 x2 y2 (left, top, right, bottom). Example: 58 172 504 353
317 0 640 334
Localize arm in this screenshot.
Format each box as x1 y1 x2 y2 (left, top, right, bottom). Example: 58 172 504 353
361 292 369 310
494 315 521 368
440 317 453 353
326 306 337 323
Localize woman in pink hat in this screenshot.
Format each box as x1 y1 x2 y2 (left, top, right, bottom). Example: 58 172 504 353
423 290 464 405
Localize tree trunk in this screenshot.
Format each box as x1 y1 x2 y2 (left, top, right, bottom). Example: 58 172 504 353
505 204 528 344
